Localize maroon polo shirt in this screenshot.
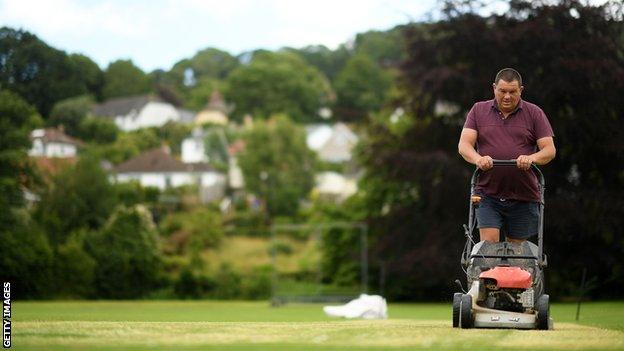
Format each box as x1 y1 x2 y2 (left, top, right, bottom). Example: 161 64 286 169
463 99 554 202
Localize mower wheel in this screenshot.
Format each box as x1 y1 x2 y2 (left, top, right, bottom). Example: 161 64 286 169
537 294 550 330
460 294 473 329
452 293 462 327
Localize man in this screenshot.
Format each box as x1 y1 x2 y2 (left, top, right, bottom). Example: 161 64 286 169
458 68 556 243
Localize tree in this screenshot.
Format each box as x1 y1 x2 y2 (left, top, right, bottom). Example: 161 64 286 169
353 27 406 68
69 54 104 100
238 116 316 217
47 94 94 136
333 54 393 122
169 47 239 85
0 27 90 116
102 59 151 99
0 90 51 298
0 90 41 230
285 45 351 83
78 116 119 144
85 205 161 298
225 51 332 123
35 154 117 245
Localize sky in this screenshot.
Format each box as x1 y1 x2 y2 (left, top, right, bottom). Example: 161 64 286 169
0 0 448 72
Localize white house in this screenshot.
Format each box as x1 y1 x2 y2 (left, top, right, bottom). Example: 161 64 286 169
181 128 209 163
114 147 226 202
314 171 358 202
29 127 83 158
306 122 359 163
92 95 191 131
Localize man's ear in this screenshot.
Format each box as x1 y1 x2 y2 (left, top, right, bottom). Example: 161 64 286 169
520 86 524 94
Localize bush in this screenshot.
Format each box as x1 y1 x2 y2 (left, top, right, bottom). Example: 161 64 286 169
173 267 216 299
0 213 54 299
85 205 161 299
242 265 272 300
52 230 96 298
210 263 242 299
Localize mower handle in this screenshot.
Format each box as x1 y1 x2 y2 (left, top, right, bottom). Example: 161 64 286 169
473 159 545 187
466 158 547 267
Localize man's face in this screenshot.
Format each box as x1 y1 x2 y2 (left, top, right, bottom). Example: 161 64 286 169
493 79 523 113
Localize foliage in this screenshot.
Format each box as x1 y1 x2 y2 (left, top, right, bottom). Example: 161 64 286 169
155 122 193 156
225 51 332 122
52 230 96 298
69 54 104 101
47 94 94 136
85 205 161 299
78 116 119 144
238 116 316 217
284 45 351 83
0 211 54 299
353 27 406 68
102 59 151 99
161 206 224 253
89 127 160 164
362 0 624 299
0 89 41 230
0 27 93 116
305 197 367 287
35 154 117 245
333 54 393 122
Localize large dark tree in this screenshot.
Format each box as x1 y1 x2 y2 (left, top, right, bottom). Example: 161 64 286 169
361 0 624 300
0 27 95 116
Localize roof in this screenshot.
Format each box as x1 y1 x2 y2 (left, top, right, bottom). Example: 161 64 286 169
31 128 84 146
205 90 229 113
115 147 215 173
92 95 162 117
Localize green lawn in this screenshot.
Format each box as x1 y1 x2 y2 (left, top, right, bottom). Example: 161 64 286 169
11 301 624 350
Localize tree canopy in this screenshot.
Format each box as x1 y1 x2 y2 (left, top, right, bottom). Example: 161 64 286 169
238 116 316 217
225 51 332 123
0 27 95 116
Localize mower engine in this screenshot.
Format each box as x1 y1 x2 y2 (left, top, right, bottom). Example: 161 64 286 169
479 266 534 312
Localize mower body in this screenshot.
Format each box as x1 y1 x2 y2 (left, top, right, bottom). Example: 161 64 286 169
453 161 553 330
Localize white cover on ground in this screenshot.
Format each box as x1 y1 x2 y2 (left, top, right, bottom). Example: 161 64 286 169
323 294 388 319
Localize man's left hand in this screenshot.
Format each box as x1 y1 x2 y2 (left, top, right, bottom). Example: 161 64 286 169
516 155 534 171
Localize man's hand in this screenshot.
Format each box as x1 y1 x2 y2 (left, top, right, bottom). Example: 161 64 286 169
476 156 493 171
516 155 534 171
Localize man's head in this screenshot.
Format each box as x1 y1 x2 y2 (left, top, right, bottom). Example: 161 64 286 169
493 68 523 114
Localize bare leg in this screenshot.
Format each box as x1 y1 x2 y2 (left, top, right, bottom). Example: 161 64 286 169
479 228 500 242
506 236 525 243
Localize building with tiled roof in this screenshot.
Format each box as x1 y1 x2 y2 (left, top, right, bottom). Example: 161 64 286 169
29 127 84 158
114 146 226 202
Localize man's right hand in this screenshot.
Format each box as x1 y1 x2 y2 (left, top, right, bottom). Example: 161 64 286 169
476 155 493 171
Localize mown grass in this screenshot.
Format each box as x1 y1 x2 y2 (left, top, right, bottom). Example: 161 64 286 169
11 301 624 351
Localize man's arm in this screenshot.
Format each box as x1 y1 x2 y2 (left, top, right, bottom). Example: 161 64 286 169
458 128 493 170
516 137 556 170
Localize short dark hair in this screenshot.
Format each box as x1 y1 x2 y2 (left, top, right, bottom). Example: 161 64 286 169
494 68 522 86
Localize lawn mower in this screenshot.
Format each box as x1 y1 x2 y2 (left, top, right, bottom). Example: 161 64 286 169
452 159 553 330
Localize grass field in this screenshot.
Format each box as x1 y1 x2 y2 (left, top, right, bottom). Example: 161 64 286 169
11 300 624 350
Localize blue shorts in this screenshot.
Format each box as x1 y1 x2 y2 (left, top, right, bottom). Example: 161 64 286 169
475 194 540 239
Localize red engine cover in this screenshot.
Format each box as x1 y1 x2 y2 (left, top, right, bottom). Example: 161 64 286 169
479 266 532 289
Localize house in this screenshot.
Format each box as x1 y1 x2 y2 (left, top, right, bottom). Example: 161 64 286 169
194 91 229 126
181 128 209 163
114 146 226 202
29 127 83 158
306 122 358 163
92 95 192 131
314 171 358 202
